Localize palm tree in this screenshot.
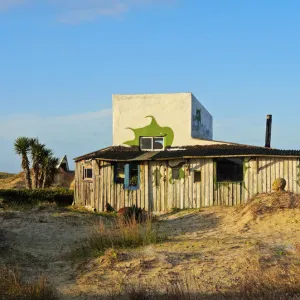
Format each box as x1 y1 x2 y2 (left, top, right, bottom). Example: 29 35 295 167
42 156 60 188
39 148 53 188
29 138 45 189
14 137 32 189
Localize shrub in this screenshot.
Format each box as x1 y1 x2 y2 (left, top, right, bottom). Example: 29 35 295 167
0 267 58 300
117 205 148 224
73 218 163 260
0 188 73 206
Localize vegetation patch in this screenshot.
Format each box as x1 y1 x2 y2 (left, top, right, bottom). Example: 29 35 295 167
0 188 73 207
0 172 15 180
71 218 164 260
0 267 58 300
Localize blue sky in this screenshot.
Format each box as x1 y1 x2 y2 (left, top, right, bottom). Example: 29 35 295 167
1 0 300 173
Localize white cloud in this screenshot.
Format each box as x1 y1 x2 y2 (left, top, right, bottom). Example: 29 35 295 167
0 0 173 23
0 109 112 173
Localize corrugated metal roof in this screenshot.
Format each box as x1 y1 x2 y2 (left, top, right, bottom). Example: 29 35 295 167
130 151 158 161
74 144 300 162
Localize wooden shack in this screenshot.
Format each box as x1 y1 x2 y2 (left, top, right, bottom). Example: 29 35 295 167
74 144 300 212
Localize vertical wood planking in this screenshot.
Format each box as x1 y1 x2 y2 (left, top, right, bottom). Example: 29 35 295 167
160 163 165 212
99 161 103 211
145 162 150 211
184 164 189 208
287 160 293 192
243 159 249 201
189 161 194 208
292 159 298 194
110 164 115 210
167 166 173 210
260 158 266 193
208 160 213 206
107 163 111 206
76 156 300 213
164 164 168 211
283 160 289 191
193 162 198 208
200 160 204 207
137 164 142 208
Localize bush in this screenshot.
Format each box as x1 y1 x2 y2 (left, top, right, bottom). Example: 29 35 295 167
0 267 58 300
73 218 163 260
117 205 148 224
0 188 73 206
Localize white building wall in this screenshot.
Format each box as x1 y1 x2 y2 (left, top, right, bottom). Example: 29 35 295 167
191 94 213 140
113 93 221 147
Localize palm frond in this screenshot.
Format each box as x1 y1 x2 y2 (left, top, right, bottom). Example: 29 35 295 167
14 137 31 155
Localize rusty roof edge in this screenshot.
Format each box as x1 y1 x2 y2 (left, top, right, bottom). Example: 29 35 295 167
75 154 300 163
73 146 113 161
157 154 300 160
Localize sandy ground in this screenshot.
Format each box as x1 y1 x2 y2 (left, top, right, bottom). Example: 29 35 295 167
1 201 300 299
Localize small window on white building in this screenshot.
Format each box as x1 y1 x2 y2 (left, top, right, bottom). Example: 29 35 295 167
83 167 93 180
140 137 164 151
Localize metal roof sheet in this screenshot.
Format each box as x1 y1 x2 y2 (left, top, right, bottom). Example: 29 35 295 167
74 145 300 162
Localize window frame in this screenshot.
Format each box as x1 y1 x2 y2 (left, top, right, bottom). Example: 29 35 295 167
124 163 140 190
140 136 165 151
215 158 244 183
113 162 140 190
83 166 93 181
114 162 125 184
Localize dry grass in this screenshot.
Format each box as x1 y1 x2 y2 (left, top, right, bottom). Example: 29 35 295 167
2 192 300 299
72 217 164 260
239 191 300 218
0 267 58 300
0 169 74 190
0 172 15 180
114 262 300 300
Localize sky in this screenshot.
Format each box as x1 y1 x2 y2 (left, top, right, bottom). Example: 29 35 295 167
1 0 300 173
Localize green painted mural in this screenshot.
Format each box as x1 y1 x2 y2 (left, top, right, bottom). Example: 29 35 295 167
123 116 174 147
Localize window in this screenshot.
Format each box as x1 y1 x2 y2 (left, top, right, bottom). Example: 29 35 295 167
216 158 244 182
114 163 125 184
140 137 164 151
83 167 93 180
127 163 139 188
194 170 201 183
124 163 140 190
113 163 140 190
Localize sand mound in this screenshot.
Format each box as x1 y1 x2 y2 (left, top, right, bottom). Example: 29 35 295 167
0 172 24 189
243 192 300 215
236 192 300 229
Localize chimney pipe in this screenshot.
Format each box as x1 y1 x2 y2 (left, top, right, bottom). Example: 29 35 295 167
265 114 272 148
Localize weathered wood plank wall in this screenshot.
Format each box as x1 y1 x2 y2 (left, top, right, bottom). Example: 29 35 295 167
74 157 300 212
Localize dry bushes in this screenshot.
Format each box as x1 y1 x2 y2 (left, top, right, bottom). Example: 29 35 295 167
117 205 148 224
232 264 300 300
0 267 58 300
72 217 163 260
